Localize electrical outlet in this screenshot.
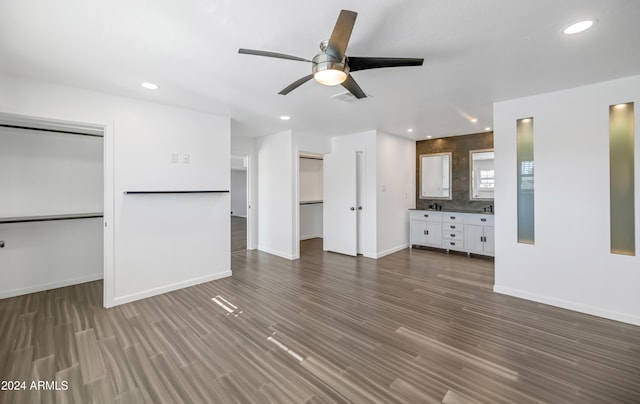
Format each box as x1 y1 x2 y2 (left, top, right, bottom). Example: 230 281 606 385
183 153 190 164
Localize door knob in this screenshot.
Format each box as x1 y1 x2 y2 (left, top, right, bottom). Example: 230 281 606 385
350 207 355 211
357 206 363 210
0 240 4 248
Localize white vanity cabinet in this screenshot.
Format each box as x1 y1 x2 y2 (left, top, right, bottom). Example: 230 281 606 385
441 213 465 252
409 210 494 257
464 214 494 256
409 211 443 248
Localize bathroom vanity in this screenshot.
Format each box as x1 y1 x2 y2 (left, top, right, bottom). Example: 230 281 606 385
409 209 494 257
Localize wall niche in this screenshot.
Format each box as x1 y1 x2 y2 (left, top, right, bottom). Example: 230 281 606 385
416 131 494 211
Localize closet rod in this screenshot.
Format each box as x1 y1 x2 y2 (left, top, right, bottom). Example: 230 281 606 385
300 201 323 205
299 156 323 160
124 190 230 194
0 124 104 138
0 213 103 224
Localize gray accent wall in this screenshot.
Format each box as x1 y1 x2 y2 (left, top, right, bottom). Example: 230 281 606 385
416 132 493 211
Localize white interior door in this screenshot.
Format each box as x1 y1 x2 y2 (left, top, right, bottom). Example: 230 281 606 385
323 151 357 256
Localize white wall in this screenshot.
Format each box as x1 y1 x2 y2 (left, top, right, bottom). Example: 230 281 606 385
494 75 640 326
230 169 247 217
257 131 294 259
0 74 231 307
231 136 257 250
332 130 378 258
376 132 416 257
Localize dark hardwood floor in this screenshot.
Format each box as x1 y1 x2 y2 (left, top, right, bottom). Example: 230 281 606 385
231 216 247 252
1 239 639 403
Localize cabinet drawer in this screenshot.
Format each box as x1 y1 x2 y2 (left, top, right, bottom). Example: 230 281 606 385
465 214 494 226
443 239 464 250
442 213 464 224
442 231 464 240
442 223 463 232
410 210 443 222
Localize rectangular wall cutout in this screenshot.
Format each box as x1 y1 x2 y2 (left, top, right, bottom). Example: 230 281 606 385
609 102 635 256
517 118 535 244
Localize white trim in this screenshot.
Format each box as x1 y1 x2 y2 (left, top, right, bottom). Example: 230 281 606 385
109 270 232 307
0 273 103 299
374 244 409 259
493 285 640 327
258 246 296 260
300 234 323 241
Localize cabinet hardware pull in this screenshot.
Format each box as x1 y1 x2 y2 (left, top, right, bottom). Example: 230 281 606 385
424 214 429 217
481 218 486 222
450 242 455 246
450 216 456 219
450 234 455 237
424 230 427 235
451 225 456 229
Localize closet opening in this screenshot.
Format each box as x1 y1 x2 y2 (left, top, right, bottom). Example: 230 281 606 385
298 152 324 255
0 112 106 299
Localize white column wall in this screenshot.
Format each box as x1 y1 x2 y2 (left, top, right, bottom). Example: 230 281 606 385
376 132 416 257
257 131 294 259
493 75 640 325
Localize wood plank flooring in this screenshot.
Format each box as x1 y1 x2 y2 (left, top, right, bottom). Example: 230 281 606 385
1 239 640 403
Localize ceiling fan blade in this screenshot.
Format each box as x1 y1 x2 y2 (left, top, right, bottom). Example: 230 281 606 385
238 48 311 63
341 75 366 99
278 74 314 95
326 10 357 61
347 57 424 72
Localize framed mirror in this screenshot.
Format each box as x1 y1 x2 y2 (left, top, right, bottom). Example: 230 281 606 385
419 152 452 199
470 149 494 200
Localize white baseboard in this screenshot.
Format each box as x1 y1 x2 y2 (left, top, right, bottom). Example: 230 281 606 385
300 234 322 241
374 243 409 259
258 246 296 260
110 270 232 307
0 273 103 299
493 285 640 327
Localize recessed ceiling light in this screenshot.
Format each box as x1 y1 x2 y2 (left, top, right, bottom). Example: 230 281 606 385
485 127 491 131
470 118 478 123
563 20 595 35
280 115 291 120
614 103 628 109
407 128 414 133
141 82 159 90
426 135 432 139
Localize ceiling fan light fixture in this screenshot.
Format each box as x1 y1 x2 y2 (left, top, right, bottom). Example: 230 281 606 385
314 69 347 86
312 53 348 86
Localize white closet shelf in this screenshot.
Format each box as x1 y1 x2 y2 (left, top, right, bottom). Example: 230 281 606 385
0 213 103 224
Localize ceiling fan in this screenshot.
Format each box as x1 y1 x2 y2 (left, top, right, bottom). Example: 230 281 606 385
238 10 424 99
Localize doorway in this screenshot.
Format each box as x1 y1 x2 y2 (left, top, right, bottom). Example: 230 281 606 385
0 112 108 299
298 153 324 254
230 155 249 252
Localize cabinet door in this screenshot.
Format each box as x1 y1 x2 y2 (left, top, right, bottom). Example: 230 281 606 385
425 222 442 246
483 226 495 256
464 225 485 253
410 220 428 246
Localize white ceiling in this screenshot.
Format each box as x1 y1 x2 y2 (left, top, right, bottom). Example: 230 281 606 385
1 0 639 140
